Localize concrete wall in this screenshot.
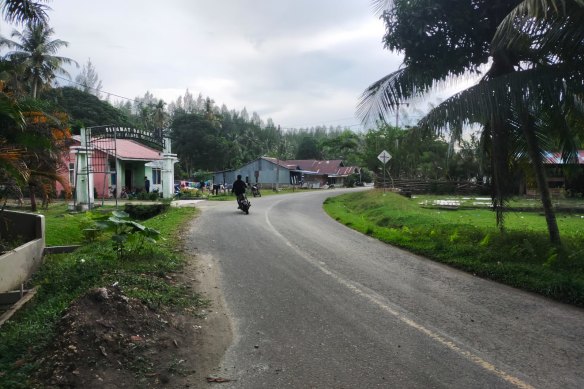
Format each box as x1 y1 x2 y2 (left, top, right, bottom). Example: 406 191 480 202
0 211 45 293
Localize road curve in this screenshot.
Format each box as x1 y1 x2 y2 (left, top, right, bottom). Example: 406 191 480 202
189 189 584 388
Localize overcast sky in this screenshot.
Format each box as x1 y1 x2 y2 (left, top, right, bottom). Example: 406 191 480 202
0 0 417 130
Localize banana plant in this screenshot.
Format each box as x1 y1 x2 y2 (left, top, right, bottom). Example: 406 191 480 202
95 210 161 259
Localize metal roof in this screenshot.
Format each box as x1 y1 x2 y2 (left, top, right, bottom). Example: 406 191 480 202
72 136 162 161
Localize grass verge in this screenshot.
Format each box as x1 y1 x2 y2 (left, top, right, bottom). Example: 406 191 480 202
323 190 584 307
0 205 203 388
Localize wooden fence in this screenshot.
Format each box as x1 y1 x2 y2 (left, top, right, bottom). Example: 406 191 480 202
375 177 490 195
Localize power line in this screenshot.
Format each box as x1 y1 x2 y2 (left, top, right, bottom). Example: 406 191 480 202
53 74 153 107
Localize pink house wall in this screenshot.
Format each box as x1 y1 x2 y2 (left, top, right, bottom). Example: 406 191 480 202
56 148 112 199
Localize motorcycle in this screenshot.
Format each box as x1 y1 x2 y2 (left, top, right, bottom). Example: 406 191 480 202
237 193 251 214
251 184 261 197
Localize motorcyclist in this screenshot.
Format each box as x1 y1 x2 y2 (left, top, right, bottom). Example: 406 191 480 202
251 183 261 197
232 175 247 208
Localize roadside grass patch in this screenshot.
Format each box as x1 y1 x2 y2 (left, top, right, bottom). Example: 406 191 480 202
0 206 203 387
323 191 584 306
41 203 88 246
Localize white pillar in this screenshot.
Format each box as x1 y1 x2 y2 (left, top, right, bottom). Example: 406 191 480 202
116 159 123 198
71 149 94 208
161 137 178 199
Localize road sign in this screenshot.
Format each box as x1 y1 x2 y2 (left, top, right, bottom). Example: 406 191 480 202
378 150 392 165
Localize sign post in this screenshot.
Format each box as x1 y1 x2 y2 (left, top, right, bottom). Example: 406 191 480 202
377 150 392 193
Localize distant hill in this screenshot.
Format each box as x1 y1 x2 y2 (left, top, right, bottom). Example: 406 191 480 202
42 87 133 129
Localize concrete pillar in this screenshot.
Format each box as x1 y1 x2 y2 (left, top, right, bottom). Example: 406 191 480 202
116 159 123 198
72 128 94 209
161 137 178 199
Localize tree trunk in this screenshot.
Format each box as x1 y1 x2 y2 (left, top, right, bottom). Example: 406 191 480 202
489 116 512 230
522 116 562 246
29 183 37 212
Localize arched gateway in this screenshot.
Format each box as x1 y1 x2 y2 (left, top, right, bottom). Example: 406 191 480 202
68 126 178 209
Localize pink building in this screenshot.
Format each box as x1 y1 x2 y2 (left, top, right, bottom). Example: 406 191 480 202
58 136 164 199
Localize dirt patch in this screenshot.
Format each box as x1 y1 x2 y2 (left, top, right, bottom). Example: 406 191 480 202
30 218 233 388
31 286 199 388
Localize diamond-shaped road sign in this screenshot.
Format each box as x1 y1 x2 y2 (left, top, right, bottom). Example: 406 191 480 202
377 150 392 165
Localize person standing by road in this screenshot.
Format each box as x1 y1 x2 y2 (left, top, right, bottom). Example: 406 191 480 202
144 176 150 193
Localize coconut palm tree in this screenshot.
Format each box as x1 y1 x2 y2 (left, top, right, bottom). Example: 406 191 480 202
1 23 76 98
0 0 62 208
1 0 49 26
359 0 584 245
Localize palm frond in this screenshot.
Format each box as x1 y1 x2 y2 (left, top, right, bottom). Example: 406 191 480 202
371 0 392 15
421 65 584 133
1 0 50 26
0 140 29 182
493 0 584 60
357 66 461 126
0 92 25 127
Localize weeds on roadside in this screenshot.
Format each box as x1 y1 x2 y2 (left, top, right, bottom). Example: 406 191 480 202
324 191 584 306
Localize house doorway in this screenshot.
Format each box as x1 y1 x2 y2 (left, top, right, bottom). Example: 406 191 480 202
125 169 133 191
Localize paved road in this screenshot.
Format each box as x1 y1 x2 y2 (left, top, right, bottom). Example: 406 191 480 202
190 189 584 388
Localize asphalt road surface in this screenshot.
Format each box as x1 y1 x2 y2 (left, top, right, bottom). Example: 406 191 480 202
190 189 584 388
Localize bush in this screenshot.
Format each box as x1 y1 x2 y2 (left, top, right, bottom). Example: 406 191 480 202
344 174 357 188
124 203 170 220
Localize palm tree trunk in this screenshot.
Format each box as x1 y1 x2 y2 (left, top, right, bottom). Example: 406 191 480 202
489 116 512 230
32 79 38 99
29 183 37 212
522 115 561 246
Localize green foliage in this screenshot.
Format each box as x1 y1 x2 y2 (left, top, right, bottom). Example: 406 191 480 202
75 211 102 242
0 207 201 387
362 124 457 179
95 210 162 259
364 0 584 244
344 174 357 188
135 190 161 201
324 190 584 306
123 203 169 220
41 87 132 129
296 136 322 159
381 0 516 78
2 23 76 99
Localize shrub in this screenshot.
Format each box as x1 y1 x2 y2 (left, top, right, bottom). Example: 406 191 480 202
124 203 170 220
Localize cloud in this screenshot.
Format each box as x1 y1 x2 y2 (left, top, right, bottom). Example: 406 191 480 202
2 0 403 129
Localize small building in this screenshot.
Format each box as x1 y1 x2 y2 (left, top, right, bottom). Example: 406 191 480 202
213 157 360 188
57 127 178 207
532 150 584 196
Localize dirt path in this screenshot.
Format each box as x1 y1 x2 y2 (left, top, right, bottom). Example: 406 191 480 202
182 224 233 386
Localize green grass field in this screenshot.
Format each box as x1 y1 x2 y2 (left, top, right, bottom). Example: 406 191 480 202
323 190 584 306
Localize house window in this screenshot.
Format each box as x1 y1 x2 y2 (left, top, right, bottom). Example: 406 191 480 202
152 168 161 185
69 162 75 185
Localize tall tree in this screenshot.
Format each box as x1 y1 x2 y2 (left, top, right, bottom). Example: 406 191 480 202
1 23 76 98
20 108 71 211
151 99 168 129
359 0 584 245
296 136 321 159
75 57 103 98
